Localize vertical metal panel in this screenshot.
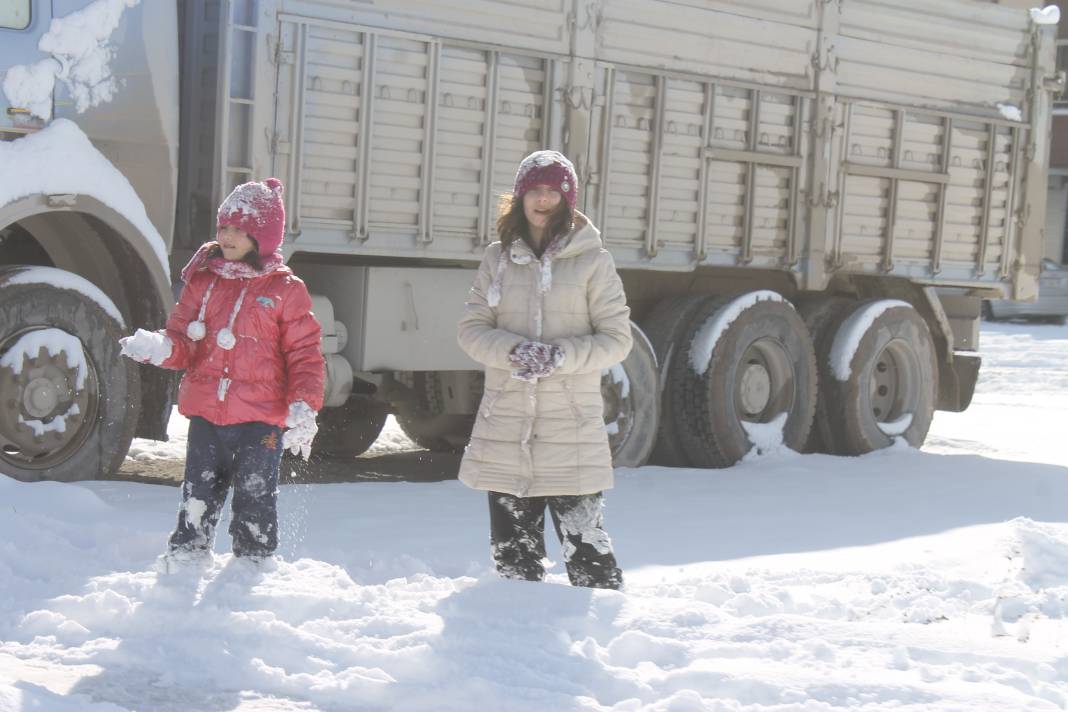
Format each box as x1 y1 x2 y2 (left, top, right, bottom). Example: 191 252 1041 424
881 109 904 272
931 117 953 274
976 123 998 274
354 33 376 240
286 23 308 235
785 95 804 266
1000 125 1021 279
214 0 235 210
695 81 715 260
740 90 761 265
831 102 853 267
644 76 667 258
604 70 657 247
597 67 616 234
658 78 706 252
540 58 555 149
367 35 431 229
418 42 441 243
478 51 500 245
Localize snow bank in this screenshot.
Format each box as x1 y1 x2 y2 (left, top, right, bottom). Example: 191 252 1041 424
1 0 140 120
0 119 168 279
6 452 1068 711
3 315 1064 711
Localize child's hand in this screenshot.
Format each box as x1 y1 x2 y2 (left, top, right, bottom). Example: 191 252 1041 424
508 341 564 381
282 400 318 460
119 329 173 365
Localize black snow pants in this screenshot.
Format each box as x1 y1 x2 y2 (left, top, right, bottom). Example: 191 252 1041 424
488 491 623 590
169 416 284 557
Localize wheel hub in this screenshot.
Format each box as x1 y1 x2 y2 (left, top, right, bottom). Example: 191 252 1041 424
733 338 794 423
23 374 65 418
739 362 772 416
0 329 96 467
868 339 918 425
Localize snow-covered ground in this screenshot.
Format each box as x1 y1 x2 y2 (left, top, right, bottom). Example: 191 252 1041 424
3 320 1068 711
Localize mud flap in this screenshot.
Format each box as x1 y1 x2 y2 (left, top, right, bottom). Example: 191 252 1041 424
937 354 981 413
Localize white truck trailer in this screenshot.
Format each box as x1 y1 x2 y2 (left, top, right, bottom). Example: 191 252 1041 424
0 0 1059 481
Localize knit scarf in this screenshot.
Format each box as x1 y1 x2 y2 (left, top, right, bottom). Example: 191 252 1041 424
180 241 285 283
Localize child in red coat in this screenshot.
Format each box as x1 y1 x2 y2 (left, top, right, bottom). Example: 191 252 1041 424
120 177 324 561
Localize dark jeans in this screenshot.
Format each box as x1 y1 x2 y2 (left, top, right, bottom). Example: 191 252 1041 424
488 491 623 590
169 416 283 557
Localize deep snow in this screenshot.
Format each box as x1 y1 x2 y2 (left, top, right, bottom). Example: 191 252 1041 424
2 320 1068 711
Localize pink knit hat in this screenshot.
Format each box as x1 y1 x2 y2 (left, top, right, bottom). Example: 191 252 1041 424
217 177 286 256
513 150 578 210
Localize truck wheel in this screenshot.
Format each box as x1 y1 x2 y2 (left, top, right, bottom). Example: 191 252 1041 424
796 296 854 453
312 396 388 457
0 275 140 481
670 292 817 468
821 301 937 454
603 322 659 468
639 296 711 467
395 372 476 452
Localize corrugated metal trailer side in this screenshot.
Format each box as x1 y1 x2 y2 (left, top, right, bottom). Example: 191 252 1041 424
192 0 1059 468
212 0 1055 301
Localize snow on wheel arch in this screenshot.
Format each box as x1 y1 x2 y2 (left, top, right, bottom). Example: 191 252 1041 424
0 119 169 280
829 299 912 381
688 290 788 376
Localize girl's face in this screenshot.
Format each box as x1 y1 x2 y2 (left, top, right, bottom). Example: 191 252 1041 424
217 225 257 261
522 185 563 232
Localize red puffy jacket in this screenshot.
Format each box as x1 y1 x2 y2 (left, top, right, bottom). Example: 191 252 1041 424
161 263 325 427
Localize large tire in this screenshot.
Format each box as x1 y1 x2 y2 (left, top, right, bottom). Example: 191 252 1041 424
311 396 388 457
603 322 659 468
0 271 140 481
395 371 477 453
820 300 937 454
669 292 817 468
639 296 711 467
796 295 855 454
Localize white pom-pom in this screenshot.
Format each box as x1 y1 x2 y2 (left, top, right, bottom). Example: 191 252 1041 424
187 321 206 341
216 328 236 350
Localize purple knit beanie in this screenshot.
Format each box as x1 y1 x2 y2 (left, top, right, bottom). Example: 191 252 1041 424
513 150 578 210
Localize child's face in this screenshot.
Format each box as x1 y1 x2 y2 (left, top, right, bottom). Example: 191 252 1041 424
217 225 257 261
522 185 563 233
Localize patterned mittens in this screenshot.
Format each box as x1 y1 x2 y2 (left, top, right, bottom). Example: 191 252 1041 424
508 340 565 382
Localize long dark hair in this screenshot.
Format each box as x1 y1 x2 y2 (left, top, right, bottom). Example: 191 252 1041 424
496 193 574 252
207 240 264 271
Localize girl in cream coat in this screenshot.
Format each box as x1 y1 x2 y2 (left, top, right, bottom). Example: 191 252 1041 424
457 150 632 589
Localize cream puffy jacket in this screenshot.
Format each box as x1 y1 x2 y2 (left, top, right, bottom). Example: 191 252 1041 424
457 213 632 497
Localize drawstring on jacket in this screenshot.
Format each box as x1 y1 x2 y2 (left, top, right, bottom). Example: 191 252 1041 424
184 276 249 352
